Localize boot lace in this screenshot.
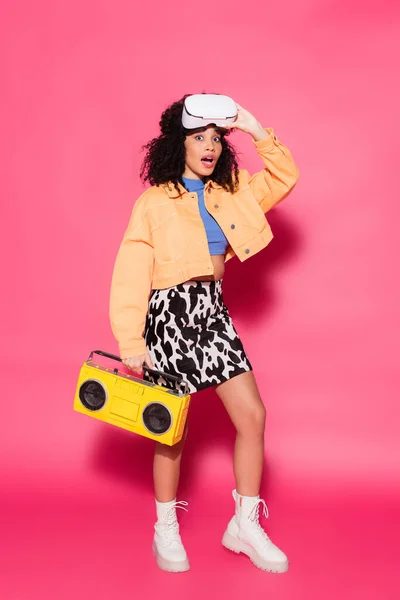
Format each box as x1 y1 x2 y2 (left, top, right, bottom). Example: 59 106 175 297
248 499 271 541
163 501 189 543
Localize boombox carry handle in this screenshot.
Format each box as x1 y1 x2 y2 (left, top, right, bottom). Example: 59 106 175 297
142 365 189 396
89 350 122 363
88 350 188 394
142 364 181 384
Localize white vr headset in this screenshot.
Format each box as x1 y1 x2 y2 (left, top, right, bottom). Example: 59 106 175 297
182 94 238 130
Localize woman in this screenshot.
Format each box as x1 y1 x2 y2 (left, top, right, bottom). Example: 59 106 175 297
109 94 299 573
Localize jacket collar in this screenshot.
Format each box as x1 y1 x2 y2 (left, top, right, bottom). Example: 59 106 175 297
162 178 222 199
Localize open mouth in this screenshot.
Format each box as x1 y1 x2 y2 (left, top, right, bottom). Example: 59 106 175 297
201 157 215 168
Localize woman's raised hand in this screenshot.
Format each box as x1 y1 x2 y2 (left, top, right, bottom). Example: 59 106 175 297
122 353 155 375
223 102 267 141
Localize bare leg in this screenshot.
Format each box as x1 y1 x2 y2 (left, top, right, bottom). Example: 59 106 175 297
152 422 190 572
153 423 188 502
215 371 266 496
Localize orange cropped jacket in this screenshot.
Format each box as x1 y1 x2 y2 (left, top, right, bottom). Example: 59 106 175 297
110 127 300 358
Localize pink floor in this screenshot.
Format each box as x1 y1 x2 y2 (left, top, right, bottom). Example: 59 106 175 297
2 463 399 599
2 364 399 599
2 490 399 599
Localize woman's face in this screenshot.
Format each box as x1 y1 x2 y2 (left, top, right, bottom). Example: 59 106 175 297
183 125 223 179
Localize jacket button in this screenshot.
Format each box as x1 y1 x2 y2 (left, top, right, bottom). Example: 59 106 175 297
214 204 219 209
245 248 250 254
231 224 235 229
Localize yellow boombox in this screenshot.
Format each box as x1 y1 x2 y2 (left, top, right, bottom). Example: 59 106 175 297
73 350 191 446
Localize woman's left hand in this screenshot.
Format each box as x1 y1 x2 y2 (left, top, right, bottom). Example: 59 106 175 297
223 102 268 141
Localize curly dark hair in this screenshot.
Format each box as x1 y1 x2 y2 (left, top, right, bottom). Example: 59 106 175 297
139 93 241 195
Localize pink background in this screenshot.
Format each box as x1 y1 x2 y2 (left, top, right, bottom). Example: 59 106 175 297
1 1 399 598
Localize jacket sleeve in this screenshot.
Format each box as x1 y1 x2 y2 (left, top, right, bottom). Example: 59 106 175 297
243 127 300 213
109 193 154 359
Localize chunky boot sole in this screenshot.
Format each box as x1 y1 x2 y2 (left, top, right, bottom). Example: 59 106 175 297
222 531 289 573
152 541 190 573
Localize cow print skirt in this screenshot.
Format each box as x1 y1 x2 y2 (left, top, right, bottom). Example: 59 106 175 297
143 279 253 394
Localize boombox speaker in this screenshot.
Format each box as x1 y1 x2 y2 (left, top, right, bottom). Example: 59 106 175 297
73 350 191 446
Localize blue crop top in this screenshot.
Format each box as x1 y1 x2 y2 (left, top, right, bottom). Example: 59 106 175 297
182 176 229 255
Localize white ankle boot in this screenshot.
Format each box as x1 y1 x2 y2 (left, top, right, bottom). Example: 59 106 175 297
222 489 289 573
152 498 190 572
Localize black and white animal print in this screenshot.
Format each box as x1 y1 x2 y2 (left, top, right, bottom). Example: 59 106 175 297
143 280 252 394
